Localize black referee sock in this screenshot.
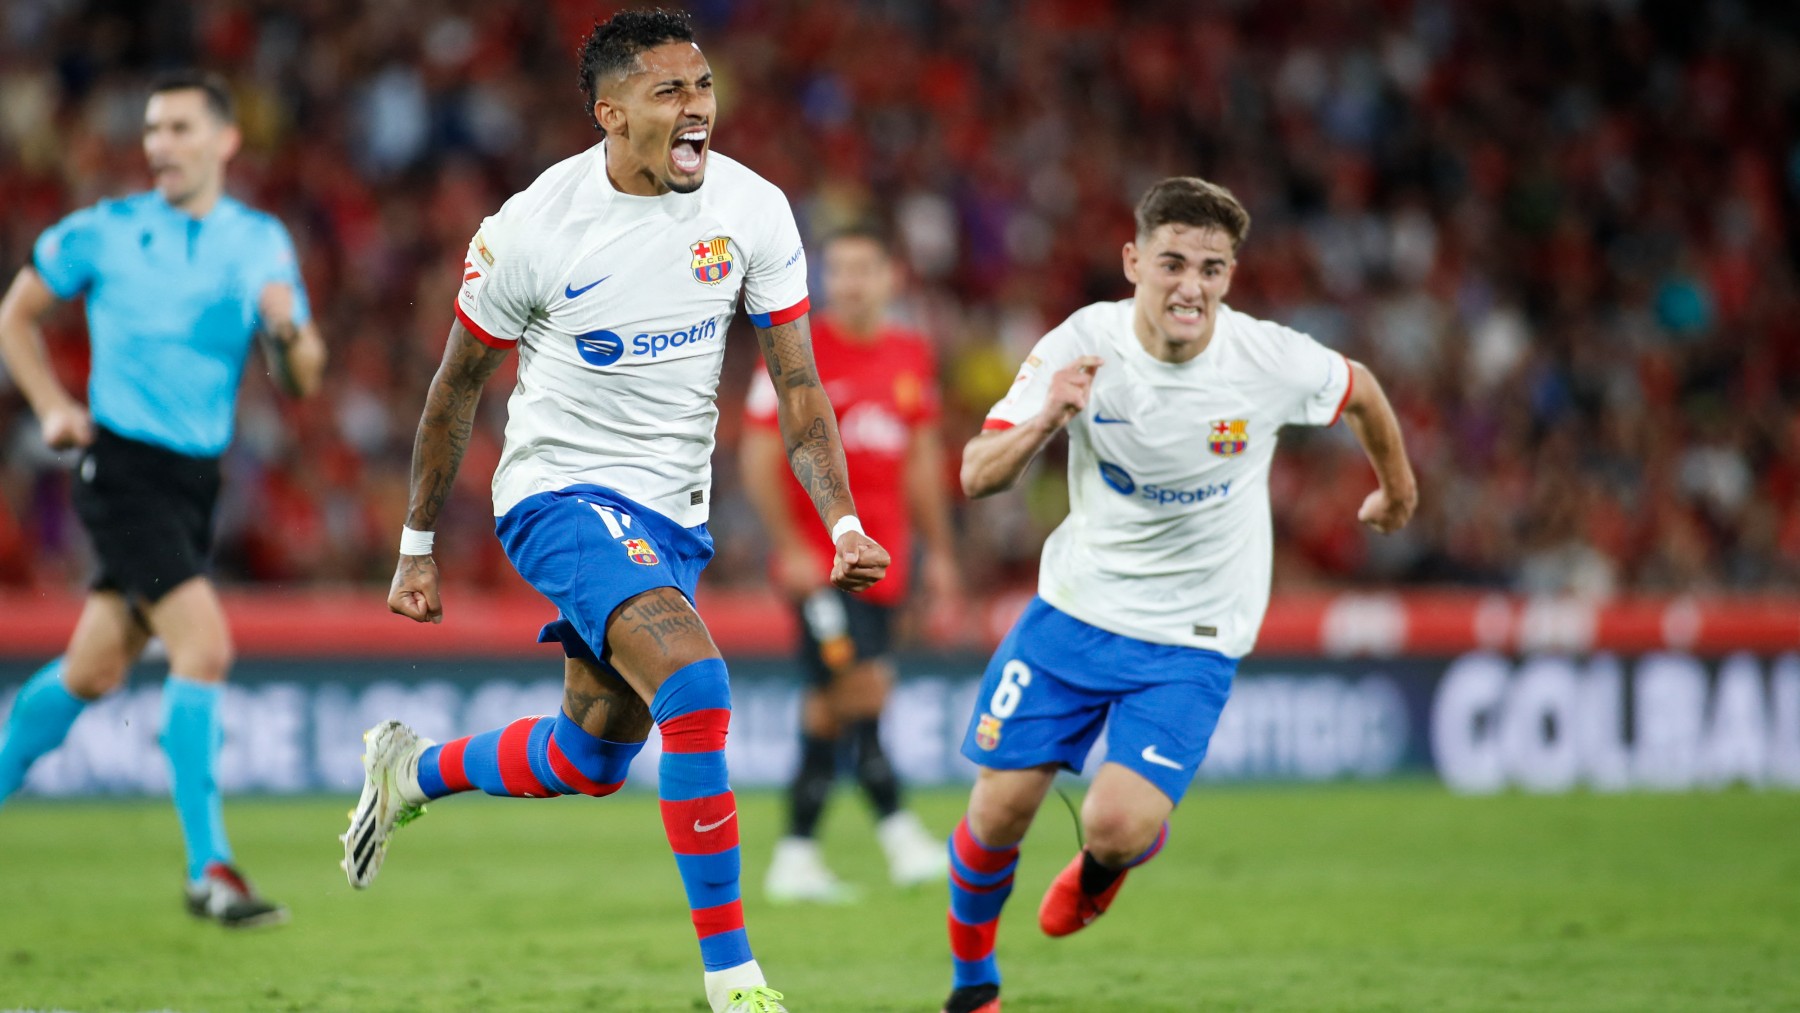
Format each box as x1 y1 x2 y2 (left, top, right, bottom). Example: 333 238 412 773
847 718 902 819
788 733 837 839
1078 849 1126 896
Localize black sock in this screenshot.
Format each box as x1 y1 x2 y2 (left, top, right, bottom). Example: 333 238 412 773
847 718 901 818
788 733 837 838
1078 849 1125 896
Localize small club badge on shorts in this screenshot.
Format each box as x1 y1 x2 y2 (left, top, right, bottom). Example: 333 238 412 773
690 237 733 285
621 538 660 566
975 714 1003 750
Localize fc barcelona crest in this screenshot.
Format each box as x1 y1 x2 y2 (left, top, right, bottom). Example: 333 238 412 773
690 236 734 285
1208 419 1249 457
621 538 660 566
975 714 1003 750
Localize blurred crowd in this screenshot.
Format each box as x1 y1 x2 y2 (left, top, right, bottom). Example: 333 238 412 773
1 0 1798 603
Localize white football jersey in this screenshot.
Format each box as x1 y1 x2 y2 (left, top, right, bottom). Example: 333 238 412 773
984 300 1352 657
455 143 809 525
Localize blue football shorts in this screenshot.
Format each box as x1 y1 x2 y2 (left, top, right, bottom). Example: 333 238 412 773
496 485 714 669
959 596 1237 805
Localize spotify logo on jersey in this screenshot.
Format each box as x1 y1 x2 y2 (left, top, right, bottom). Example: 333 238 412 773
1098 461 1136 495
575 330 625 367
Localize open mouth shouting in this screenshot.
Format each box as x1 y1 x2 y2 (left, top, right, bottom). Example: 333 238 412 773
670 123 709 176
1167 303 1206 328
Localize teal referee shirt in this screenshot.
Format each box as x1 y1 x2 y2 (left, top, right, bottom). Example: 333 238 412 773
32 191 313 458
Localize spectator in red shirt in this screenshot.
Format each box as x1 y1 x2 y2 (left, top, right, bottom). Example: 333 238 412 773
742 226 959 902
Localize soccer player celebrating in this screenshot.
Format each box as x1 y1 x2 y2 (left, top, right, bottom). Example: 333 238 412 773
0 71 324 928
742 226 954 903
341 12 885 1013
939 177 1417 1013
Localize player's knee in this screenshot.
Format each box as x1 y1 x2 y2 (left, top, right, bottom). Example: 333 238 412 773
60 658 128 700
967 794 1036 847
169 637 234 683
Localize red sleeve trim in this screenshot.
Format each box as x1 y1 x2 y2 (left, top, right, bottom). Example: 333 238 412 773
1328 354 1355 426
749 296 810 329
453 300 518 349
981 418 1016 431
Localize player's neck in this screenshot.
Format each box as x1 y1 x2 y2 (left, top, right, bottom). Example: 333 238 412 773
830 311 883 341
603 149 671 198
1132 315 1213 364
167 183 224 219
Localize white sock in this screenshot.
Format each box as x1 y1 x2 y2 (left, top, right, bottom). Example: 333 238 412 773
704 959 766 1011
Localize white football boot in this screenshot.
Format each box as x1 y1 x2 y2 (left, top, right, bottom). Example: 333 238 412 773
877 810 948 887
340 719 431 888
763 836 860 904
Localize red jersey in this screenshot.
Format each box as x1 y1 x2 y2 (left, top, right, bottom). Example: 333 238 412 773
745 316 939 606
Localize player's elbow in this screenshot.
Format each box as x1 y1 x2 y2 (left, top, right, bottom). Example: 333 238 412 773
959 455 1008 500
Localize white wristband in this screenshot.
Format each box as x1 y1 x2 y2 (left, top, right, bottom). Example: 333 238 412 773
399 526 435 556
830 515 865 543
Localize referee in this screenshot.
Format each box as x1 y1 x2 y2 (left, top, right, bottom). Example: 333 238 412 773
0 70 324 927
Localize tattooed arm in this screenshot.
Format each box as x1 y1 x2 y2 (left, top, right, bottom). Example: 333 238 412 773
388 319 512 622
755 313 890 592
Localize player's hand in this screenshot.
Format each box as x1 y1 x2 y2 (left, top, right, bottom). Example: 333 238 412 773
257 282 297 342
775 541 824 598
388 552 444 623
40 401 93 450
830 531 890 593
1358 485 1417 534
919 548 968 644
1037 356 1103 431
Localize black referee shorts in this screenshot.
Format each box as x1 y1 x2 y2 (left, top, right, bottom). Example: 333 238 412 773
71 425 221 605
794 587 894 689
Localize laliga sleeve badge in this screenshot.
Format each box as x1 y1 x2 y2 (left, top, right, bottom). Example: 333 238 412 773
976 714 1003 750
621 538 660 566
690 236 734 285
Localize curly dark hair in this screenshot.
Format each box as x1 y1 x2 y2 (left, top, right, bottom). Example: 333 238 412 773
576 8 697 133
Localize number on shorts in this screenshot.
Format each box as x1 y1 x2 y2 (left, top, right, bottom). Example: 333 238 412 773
590 503 632 538
990 660 1032 718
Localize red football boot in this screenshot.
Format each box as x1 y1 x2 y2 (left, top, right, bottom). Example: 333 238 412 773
1037 852 1128 937
941 984 1000 1013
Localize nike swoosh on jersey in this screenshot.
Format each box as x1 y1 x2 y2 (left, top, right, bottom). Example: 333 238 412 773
1140 745 1183 770
564 275 612 299
1093 413 1130 424
694 811 737 833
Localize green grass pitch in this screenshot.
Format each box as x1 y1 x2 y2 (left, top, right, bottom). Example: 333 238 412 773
1 784 1796 1012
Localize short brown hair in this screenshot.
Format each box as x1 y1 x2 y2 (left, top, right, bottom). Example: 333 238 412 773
150 69 235 123
1134 177 1250 250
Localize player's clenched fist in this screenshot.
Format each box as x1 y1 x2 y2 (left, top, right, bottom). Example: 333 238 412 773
1037 356 1104 430
1357 486 1418 534
830 530 891 592
388 552 444 624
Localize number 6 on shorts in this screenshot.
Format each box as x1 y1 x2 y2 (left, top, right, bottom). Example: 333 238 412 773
989 660 1031 718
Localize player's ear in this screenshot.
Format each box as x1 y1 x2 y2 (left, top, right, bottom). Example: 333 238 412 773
1121 241 1140 285
217 122 242 162
596 96 627 139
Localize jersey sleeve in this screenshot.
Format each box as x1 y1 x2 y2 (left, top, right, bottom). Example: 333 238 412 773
252 220 313 327
1272 325 1354 426
31 206 104 299
741 184 810 329
744 367 780 430
453 205 534 349
981 319 1083 431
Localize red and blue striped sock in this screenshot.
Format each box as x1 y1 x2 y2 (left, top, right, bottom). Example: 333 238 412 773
947 815 1020 989
415 711 641 800
651 658 754 974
